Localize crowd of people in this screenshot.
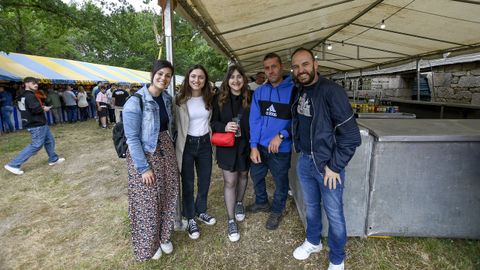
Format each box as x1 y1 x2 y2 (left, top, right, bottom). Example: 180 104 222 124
0 81 140 132
3 48 361 270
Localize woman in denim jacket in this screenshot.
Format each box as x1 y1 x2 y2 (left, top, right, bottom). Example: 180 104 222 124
122 60 179 261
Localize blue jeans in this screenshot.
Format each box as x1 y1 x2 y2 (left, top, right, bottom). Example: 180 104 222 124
66 105 78 123
8 125 59 168
296 153 346 265
250 145 290 213
181 134 213 219
1 106 14 132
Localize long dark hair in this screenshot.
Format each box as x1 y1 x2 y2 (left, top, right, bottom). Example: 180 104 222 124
218 65 251 110
176 64 212 110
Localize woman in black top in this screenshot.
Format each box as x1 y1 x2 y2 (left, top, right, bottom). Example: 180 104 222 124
211 65 251 242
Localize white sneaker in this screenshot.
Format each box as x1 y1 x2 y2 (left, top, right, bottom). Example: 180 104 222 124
328 261 344 270
151 247 162 260
160 241 173 254
48 157 65 166
293 239 323 260
4 165 24 175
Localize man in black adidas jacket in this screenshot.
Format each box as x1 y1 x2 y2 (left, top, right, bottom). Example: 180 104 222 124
290 48 360 270
4 77 64 175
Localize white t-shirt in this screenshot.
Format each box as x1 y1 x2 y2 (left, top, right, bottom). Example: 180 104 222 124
187 96 209 136
248 81 261 91
77 92 89 107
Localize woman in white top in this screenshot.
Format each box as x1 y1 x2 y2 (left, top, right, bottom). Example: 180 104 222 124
175 64 215 240
77 86 89 121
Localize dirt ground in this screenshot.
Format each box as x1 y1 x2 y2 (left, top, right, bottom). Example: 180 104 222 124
0 120 478 270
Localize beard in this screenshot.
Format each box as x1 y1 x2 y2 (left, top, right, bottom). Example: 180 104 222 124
295 69 316 85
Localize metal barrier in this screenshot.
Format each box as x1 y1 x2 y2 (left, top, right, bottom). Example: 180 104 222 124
290 119 480 239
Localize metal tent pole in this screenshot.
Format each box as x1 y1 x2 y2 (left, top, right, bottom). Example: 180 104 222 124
163 0 175 97
416 58 421 101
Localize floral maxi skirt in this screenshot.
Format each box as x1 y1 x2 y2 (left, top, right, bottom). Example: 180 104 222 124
126 131 179 261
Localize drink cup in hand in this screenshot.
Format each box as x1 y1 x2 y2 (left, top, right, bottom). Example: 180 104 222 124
232 117 241 137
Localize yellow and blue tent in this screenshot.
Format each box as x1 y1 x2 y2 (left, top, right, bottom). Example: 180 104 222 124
0 52 151 84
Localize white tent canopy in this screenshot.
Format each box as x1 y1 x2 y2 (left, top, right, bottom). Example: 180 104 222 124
176 0 480 75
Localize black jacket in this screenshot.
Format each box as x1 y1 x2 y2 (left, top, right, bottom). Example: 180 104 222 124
17 90 46 128
211 93 251 171
292 75 361 174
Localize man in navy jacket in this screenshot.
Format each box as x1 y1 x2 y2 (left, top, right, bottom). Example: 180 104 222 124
248 52 295 230
290 48 361 270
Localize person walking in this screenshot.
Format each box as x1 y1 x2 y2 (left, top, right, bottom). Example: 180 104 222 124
175 64 216 240
290 48 361 270
122 60 179 261
4 77 65 175
211 65 251 242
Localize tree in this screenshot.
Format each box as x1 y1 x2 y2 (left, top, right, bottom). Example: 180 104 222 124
0 0 228 80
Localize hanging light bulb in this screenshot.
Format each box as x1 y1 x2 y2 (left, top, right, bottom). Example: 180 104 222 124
327 43 332 50
380 19 386 29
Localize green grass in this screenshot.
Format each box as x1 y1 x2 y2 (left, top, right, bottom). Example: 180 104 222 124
0 120 479 269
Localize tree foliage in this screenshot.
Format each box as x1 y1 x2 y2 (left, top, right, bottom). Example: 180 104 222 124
0 0 228 81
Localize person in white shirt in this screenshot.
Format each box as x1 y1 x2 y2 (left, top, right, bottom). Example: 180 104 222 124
77 86 89 121
175 64 216 240
248 71 266 91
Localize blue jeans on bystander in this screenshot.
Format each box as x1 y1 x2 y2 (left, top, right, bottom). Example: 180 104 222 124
8 125 59 168
1 105 14 132
296 152 347 265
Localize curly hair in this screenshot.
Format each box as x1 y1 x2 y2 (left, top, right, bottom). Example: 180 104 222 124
218 65 251 111
176 64 212 110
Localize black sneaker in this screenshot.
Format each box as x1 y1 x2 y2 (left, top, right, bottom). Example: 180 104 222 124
266 212 282 230
227 219 240 242
235 202 245 221
246 202 270 213
197 212 216 225
187 219 200 239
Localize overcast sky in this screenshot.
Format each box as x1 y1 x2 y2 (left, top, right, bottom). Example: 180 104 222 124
61 0 161 13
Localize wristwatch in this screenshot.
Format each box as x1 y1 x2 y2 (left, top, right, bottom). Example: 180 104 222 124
278 132 285 140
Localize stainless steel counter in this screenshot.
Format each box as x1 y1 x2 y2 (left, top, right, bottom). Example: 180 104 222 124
290 119 480 239
360 119 480 238
358 119 480 142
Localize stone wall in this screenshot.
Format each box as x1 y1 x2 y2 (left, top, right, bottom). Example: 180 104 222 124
335 61 480 105
432 62 480 105
336 75 412 100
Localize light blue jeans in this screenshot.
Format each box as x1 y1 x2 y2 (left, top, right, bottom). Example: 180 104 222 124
296 152 346 265
8 125 59 168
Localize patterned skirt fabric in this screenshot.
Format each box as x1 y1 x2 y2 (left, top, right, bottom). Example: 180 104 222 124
126 131 179 261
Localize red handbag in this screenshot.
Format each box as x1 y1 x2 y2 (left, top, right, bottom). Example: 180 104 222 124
211 132 235 147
